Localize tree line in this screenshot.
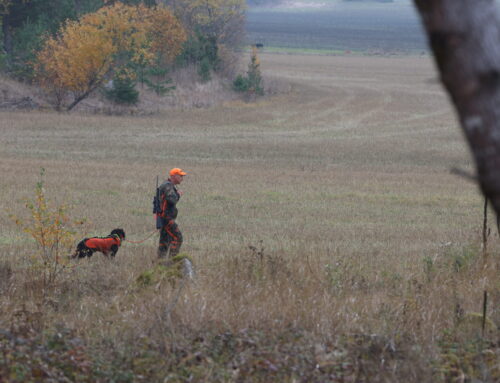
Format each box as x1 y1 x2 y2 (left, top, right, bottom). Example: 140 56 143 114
0 0 250 110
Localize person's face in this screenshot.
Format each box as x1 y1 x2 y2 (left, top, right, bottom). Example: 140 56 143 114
171 174 184 185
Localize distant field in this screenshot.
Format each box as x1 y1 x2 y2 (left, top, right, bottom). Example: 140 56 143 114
246 1 427 53
1 54 498 381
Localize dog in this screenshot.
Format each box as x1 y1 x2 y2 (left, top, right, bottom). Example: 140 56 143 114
71 228 126 258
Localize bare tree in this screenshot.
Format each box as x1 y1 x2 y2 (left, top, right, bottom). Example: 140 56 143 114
413 0 500 217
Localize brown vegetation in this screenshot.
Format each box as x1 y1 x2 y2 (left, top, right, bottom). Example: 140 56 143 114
0 53 498 381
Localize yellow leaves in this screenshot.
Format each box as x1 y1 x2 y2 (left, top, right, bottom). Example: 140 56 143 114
148 6 187 65
36 2 186 109
10 169 85 296
251 46 260 66
84 3 148 53
12 169 85 259
115 67 137 81
172 0 245 36
37 18 117 96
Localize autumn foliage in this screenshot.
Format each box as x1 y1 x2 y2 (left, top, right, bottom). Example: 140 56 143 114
36 2 186 110
170 0 245 41
168 0 246 76
9 168 85 297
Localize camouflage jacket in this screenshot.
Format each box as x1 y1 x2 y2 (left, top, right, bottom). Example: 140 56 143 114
159 179 180 220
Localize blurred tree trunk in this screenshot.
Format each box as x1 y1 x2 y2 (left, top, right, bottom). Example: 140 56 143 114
1 11 12 55
413 0 500 217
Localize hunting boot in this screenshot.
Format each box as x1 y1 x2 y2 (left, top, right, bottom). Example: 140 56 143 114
157 246 169 258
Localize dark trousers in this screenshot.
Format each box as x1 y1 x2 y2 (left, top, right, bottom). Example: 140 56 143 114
158 219 183 258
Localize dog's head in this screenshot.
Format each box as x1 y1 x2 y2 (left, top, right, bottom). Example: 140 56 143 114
110 228 126 240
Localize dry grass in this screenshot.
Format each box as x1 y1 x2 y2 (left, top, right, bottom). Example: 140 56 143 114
70 66 242 114
1 53 499 381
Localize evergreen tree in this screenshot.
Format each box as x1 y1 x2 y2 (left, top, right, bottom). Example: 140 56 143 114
233 47 263 96
144 67 176 96
246 47 263 95
105 70 139 105
1 0 95 79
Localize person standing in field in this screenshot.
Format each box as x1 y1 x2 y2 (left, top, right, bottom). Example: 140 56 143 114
157 167 186 258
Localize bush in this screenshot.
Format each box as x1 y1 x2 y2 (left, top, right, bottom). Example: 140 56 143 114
9 168 85 299
141 65 176 96
35 3 186 111
104 71 139 105
136 254 193 288
233 74 249 92
178 32 219 81
0 322 94 382
233 47 264 96
246 47 264 95
7 19 47 81
198 57 212 82
0 51 7 71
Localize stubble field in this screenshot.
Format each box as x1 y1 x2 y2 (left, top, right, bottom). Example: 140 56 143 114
1 53 499 381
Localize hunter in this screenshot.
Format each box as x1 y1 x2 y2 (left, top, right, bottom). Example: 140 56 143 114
157 167 186 258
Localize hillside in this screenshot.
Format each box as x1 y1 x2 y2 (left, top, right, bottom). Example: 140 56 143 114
0 64 278 114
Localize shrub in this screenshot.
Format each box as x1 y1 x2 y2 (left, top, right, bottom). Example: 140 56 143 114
436 330 500 381
246 47 264 95
0 260 13 293
136 254 193 288
177 32 219 81
104 70 139 105
198 57 212 82
233 47 264 96
0 321 94 382
35 3 186 110
233 74 249 92
7 19 46 81
135 59 176 96
9 168 85 298
0 50 7 71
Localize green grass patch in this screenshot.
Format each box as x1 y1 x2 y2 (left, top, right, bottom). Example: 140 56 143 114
248 45 357 55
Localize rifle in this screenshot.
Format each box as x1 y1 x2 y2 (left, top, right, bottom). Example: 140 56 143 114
153 176 163 229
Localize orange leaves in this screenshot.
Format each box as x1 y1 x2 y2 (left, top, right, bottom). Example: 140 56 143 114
148 7 187 65
36 2 186 110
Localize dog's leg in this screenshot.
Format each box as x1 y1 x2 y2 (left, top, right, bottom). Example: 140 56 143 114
109 244 119 258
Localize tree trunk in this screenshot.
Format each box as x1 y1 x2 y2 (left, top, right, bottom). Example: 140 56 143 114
74 0 81 14
413 0 500 217
66 90 92 111
2 12 12 56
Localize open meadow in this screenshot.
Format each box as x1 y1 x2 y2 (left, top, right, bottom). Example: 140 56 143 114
1 53 499 381
246 0 427 54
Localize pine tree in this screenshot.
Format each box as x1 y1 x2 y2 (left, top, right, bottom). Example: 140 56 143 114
246 46 263 95
105 70 139 105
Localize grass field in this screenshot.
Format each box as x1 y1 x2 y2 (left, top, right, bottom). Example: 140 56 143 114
1 53 499 381
246 0 427 54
